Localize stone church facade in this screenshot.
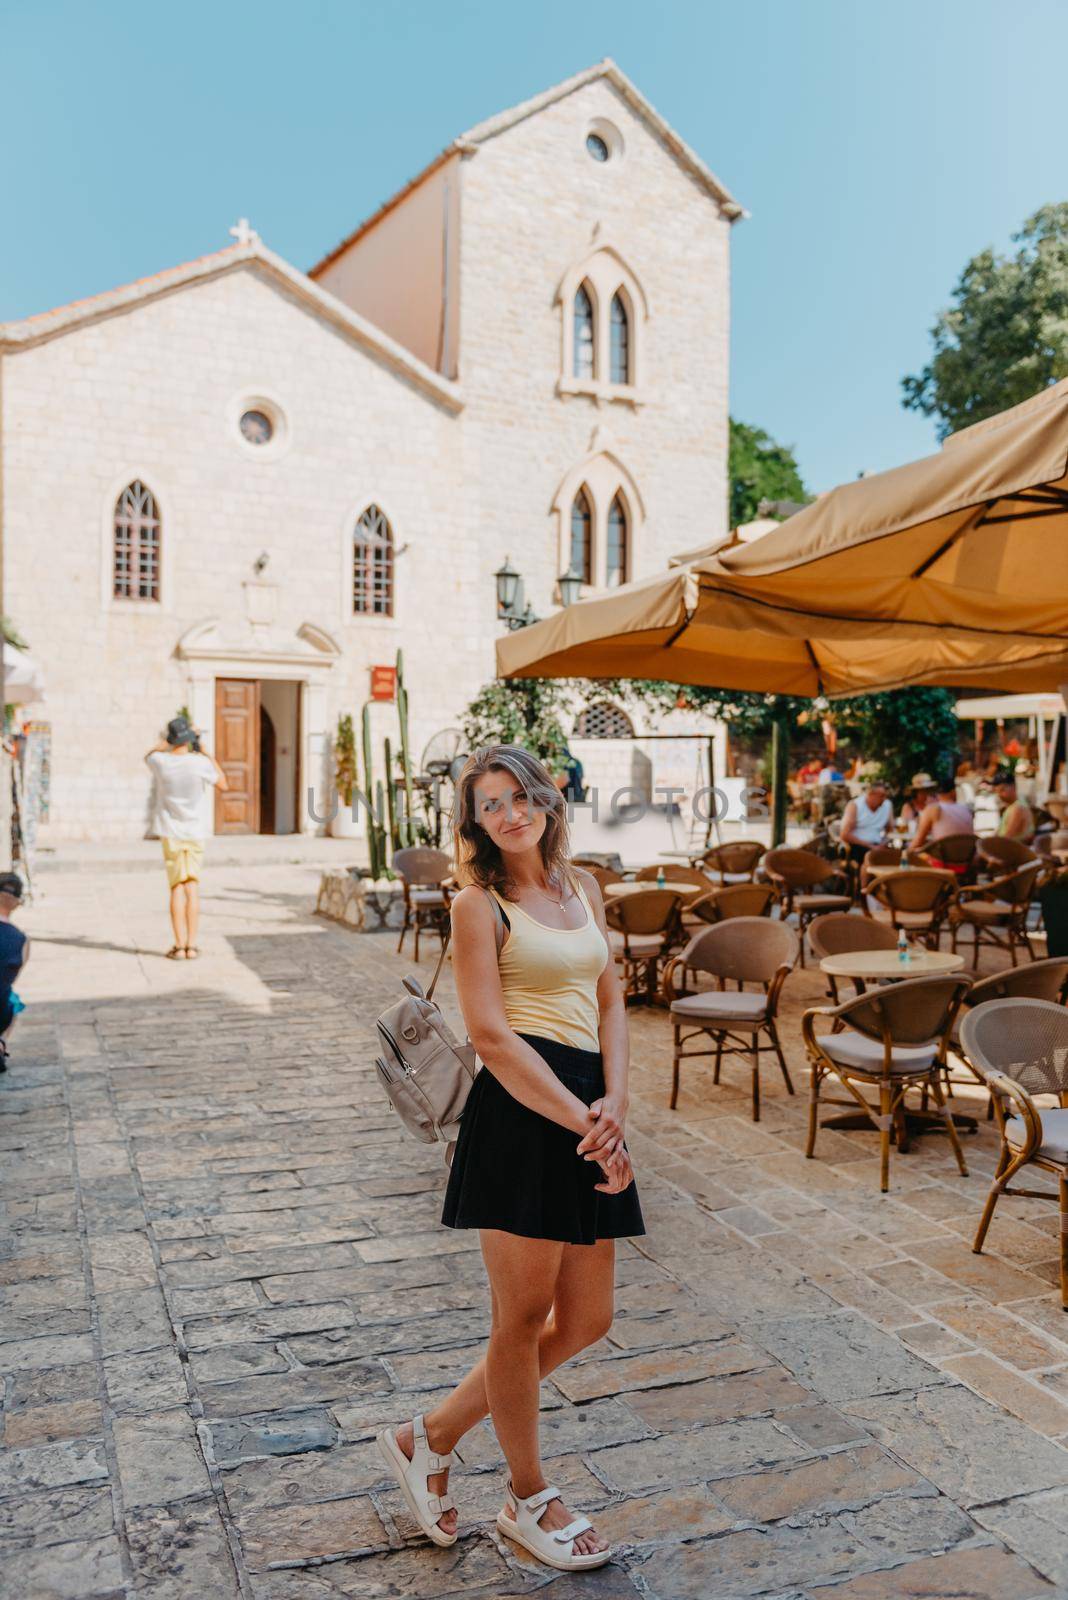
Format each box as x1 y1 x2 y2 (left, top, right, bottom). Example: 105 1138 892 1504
0 61 741 840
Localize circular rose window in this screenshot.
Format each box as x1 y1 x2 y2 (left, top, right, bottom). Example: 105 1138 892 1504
240 409 274 445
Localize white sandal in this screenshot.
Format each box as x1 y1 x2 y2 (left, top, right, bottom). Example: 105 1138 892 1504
375 1413 460 1547
496 1478 611 1571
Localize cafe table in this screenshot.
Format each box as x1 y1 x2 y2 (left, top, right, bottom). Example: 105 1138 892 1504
818 948 964 982
603 880 708 902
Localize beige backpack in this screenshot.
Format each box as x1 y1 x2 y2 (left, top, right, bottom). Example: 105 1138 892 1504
374 888 507 1164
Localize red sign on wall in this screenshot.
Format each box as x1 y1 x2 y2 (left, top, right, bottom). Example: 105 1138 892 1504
370 665 397 702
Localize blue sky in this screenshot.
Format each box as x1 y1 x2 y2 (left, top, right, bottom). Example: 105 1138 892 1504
3 0 1063 492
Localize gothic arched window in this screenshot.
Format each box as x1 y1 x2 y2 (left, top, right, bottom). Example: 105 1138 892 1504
113 481 160 601
570 488 593 584
353 504 394 616
609 292 630 385
606 494 629 587
573 283 595 380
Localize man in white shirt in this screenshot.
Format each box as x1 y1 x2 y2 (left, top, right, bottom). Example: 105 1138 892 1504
145 717 228 959
839 781 894 868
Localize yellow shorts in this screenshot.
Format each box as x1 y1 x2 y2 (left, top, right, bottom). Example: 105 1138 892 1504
162 838 204 888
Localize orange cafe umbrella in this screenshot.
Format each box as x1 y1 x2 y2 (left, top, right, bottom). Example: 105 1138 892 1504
716 378 1068 653
495 559 1068 697
497 380 1068 696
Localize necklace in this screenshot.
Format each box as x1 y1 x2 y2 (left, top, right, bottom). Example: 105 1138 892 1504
516 874 568 910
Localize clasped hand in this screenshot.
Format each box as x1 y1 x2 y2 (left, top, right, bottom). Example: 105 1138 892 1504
576 1096 633 1194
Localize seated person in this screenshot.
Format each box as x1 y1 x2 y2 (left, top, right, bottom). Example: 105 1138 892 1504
839 781 894 866
910 777 975 871
0 872 28 1063
900 773 936 838
997 777 1036 843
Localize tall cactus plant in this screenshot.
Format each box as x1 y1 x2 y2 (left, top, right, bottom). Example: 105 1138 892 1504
384 735 399 851
359 703 387 878
396 647 416 848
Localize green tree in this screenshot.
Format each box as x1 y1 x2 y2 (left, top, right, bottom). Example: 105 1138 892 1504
835 688 959 800
462 678 570 773
728 418 808 528
902 203 1068 438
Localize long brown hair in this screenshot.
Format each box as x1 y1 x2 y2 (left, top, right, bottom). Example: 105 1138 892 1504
452 744 579 901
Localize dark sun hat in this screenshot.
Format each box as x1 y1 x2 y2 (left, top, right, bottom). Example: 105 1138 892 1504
165 717 196 747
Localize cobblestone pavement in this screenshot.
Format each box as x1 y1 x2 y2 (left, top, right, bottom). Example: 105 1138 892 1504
3 858 1068 1598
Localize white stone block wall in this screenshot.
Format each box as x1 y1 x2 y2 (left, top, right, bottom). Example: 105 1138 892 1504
2 75 734 840
457 76 731 656
2 267 474 838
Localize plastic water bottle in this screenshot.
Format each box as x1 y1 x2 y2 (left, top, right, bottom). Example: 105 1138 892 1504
656 867 666 889
897 929 910 964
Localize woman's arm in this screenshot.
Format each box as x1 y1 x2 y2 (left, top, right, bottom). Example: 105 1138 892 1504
450 886 591 1138
573 870 629 1167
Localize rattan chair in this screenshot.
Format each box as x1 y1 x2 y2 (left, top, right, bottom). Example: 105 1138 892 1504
807 912 899 1003
605 888 683 1003
583 864 625 893
959 998 1068 1308
763 847 852 964
857 846 904 895
948 958 1068 1110
662 917 799 1121
867 868 956 949
393 847 452 960
950 860 1042 969
686 882 777 930
977 836 1038 876
802 973 972 1191
696 840 766 885
906 832 979 883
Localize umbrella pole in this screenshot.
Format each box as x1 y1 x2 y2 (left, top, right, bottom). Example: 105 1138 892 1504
770 714 789 847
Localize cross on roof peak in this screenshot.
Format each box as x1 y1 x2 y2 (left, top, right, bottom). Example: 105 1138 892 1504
229 218 259 246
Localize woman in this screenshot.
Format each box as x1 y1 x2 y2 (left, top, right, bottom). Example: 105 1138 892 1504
376 745 644 1572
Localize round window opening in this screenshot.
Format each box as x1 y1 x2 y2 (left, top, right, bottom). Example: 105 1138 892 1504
240 408 274 446
586 132 610 163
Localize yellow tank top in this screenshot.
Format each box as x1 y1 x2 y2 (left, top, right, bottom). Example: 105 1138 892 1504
488 878 609 1053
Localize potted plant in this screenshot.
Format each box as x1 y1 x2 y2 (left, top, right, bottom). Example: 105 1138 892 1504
330 713 361 839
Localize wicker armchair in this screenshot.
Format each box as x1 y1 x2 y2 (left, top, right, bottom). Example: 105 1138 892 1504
858 846 904 895
686 883 777 931
948 958 1068 1109
867 868 956 949
662 918 799 1121
950 861 1042 969
960 998 1068 1308
583 864 625 893
807 912 899 1003
763 847 853 964
802 974 972 1192
393 847 453 960
695 840 766 884
605 888 683 1004
906 832 979 883
977 836 1038 876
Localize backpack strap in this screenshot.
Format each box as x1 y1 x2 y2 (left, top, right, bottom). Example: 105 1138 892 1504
426 887 506 1002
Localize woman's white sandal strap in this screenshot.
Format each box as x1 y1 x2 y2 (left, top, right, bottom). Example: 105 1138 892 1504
555 1516 592 1543
522 1484 561 1512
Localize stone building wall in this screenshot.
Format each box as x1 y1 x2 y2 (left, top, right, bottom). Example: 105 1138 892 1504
2 266 472 838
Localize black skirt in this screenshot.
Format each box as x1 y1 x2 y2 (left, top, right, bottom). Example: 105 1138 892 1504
441 1032 646 1245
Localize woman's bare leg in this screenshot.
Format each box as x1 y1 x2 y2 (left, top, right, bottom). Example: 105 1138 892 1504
402 1234 615 1553
168 884 188 949
184 881 200 949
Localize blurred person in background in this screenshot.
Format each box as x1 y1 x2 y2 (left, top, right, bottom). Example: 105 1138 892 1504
144 718 228 959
